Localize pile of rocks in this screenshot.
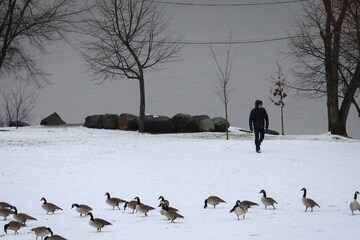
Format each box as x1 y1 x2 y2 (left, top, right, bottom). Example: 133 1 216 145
84 113 230 134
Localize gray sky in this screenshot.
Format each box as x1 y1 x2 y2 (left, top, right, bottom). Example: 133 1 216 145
29 0 359 138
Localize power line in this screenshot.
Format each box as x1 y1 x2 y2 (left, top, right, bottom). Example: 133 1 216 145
153 0 306 7
163 35 297 45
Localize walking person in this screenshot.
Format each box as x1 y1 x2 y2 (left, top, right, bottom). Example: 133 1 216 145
249 100 269 153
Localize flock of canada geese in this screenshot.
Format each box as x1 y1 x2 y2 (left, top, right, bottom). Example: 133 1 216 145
1 189 359 239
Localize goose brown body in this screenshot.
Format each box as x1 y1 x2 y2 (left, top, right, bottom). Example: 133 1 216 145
4 220 25 234
87 212 112 232
259 190 278 209
44 235 67 240
230 201 246 220
105 192 126 210
124 200 138 213
30 226 52 240
12 207 37 224
0 202 13 209
238 200 259 212
204 196 226 208
71 204 93 216
161 204 183 223
134 197 155 216
41 198 63 214
0 207 14 220
350 191 360 215
301 188 320 212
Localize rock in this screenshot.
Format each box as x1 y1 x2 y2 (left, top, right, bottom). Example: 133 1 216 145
102 114 119 129
8 121 30 127
144 115 173 133
40 112 66 126
117 113 138 131
212 117 229 132
171 113 196 133
84 115 104 129
193 115 215 132
265 129 280 135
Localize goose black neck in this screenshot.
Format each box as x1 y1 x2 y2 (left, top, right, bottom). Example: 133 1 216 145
355 192 358 200
204 199 208 208
302 189 307 198
41 198 47 204
106 193 110 199
262 190 267 198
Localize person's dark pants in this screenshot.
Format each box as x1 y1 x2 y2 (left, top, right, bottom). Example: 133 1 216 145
254 128 265 150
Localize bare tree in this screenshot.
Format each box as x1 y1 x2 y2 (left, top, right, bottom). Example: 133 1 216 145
210 31 236 140
0 80 39 128
0 0 82 85
78 0 181 133
269 62 287 135
288 0 360 136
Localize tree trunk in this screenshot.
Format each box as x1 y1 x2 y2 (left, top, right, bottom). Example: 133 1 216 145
225 101 229 140
138 74 146 133
322 0 349 136
281 106 284 135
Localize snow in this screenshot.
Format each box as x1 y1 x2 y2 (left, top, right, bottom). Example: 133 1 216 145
0 126 360 240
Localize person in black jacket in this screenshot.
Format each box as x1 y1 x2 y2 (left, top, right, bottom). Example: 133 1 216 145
249 100 269 153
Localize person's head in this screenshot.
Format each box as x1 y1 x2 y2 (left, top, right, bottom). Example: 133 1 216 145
255 100 263 108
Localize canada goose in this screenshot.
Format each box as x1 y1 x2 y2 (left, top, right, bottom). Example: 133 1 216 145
259 190 278 209
204 196 226 208
12 206 37 224
105 192 126 210
44 235 67 240
87 212 112 232
158 196 170 206
161 204 184 223
134 197 155 216
350 191 360 215
40 198 63 214
0 202 13 209
230 201 246 220
44 229 67 240
124 200 138 213
4 220 25 234
0 206 14 220
301 188 320 212
236 200 258 212
71 204 93 217
30 226 52 240
158 203 178 216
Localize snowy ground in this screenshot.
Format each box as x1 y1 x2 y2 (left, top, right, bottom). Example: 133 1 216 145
0 126 359 240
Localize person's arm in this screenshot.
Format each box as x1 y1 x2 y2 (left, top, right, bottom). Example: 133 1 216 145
264 109 269 130
249 110 254 132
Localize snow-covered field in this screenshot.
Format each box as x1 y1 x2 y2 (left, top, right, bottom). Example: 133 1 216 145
0 126 359 240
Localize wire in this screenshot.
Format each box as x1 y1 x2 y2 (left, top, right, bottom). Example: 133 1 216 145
162 35 297 45
153 0 306 7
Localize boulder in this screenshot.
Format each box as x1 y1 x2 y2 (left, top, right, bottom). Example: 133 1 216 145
117 113 138 131
171 113 196 133
40 112 66 126
212 117 229 132
84 115 104 129
265 129 280 135
144 115 173 134
193 115 215 132
102 114 119 129
8 121 30 127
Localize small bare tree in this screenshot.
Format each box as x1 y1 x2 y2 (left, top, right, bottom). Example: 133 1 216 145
0 81 39 128
210 30 236 140
78 0 181 133
269 62 287 135
0 0 82 85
